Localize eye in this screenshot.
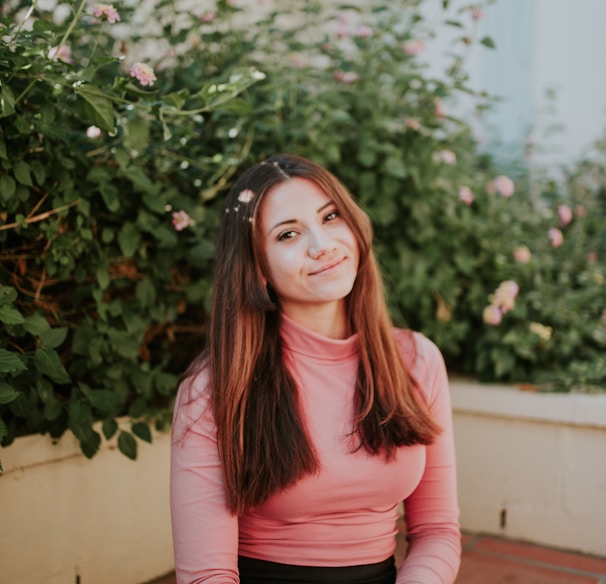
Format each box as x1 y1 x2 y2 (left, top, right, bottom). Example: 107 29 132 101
277 230 297 241
324 209 339 223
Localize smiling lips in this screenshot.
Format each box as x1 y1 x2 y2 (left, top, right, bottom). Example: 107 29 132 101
309 257 346 276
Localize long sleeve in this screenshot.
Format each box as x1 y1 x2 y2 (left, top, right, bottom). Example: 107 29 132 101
170 372 239 584
396 335 461 583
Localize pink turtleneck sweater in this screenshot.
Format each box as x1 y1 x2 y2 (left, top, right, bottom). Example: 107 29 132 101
170 316 461 583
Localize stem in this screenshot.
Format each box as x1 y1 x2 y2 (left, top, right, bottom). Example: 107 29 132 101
11 0 37 41
0 199 80 232
57 0 87 52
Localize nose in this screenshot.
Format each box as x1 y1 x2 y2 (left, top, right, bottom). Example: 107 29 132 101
307 229 335 259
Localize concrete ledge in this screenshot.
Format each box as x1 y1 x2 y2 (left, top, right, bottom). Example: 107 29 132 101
451 378 606 428
451 379 606 557
0 424 174 584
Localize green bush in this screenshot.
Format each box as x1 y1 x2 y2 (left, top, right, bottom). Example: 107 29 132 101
1 0 604 461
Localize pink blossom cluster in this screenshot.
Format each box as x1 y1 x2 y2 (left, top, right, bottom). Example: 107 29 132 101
92 3 120 23
458 186 474 205
356 25 373 38
403 39 426 56
48 45 72 64
405 118 421 131
129 62 157 87
86 126 102 139
198 12 215 23
513 245 531 263
469 7 484 20
558 204 573 226
487 175 515 197
439 149 457 165
334 70 359 84
483 280 520 326
172 210 193 231
548 227 563 248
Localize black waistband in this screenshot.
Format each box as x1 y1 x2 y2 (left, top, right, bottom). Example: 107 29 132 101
238 555 396 584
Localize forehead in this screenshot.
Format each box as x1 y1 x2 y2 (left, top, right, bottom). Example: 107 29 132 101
260 177 331 224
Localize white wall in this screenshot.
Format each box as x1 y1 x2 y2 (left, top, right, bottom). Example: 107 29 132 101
441 0 606 169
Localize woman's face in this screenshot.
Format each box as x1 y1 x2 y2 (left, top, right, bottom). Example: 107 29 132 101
259 177 360 323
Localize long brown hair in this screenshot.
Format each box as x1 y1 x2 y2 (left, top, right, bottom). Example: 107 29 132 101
193 154 440 514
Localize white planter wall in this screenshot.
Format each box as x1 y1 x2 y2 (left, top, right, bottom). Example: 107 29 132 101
451 380 606 557
0 427 174 584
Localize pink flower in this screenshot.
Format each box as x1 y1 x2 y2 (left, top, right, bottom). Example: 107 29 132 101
355 25 373 38
129 62 157 87
492 280 519 313
513 245 531 264
548 227 563 248
335 17 349 39
434 98 445 118
470 8 485 20
403 39 426 56
405 118 421 131
558 204 573 226
483 305 502 326
458 186 474 205
172 211 193 231
86 126 102 139
334 70 359 83
487 175 515 197
290 54 307 69
198 12 215 23
439 149 457 165
48 45 72 63
92 4 120 23
575 205 586 218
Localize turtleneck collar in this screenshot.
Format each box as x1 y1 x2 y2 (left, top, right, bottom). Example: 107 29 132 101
279 313 359 362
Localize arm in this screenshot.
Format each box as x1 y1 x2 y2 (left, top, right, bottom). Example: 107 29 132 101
170 373 239 584
396 336 461 584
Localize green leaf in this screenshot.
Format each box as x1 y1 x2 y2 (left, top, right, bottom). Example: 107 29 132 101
34 347 71 384
123 115 150 151
0 384 20 405
0 85 15 117
480 36 496 49
122 166 153 192
102 418 118 440
118 221 141 257
23 312 51 336
80 431 102 458
40 327 69 349
75 85 115 131
136 277 156 307
132 421 152 443
118 430 138 460
0 349 26 374
0 173 16 201
0 305 24 325
0 286 17 306
43 398 63 421
13 161 33 186
0 132 7 160
128 395 147 418
100 184 120 212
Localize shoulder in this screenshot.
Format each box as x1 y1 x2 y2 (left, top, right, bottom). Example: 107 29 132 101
172 364 216 442
393 328 444 372
393 328 447 402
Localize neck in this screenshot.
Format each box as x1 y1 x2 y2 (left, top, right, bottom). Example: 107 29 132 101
281 303 349 339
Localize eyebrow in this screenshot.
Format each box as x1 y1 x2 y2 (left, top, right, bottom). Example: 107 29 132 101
267 200 335 234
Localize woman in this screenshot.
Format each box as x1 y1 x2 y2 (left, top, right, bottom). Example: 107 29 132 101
170 154 461 583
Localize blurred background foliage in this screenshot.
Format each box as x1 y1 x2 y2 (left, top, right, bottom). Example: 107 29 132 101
1 0 604 459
